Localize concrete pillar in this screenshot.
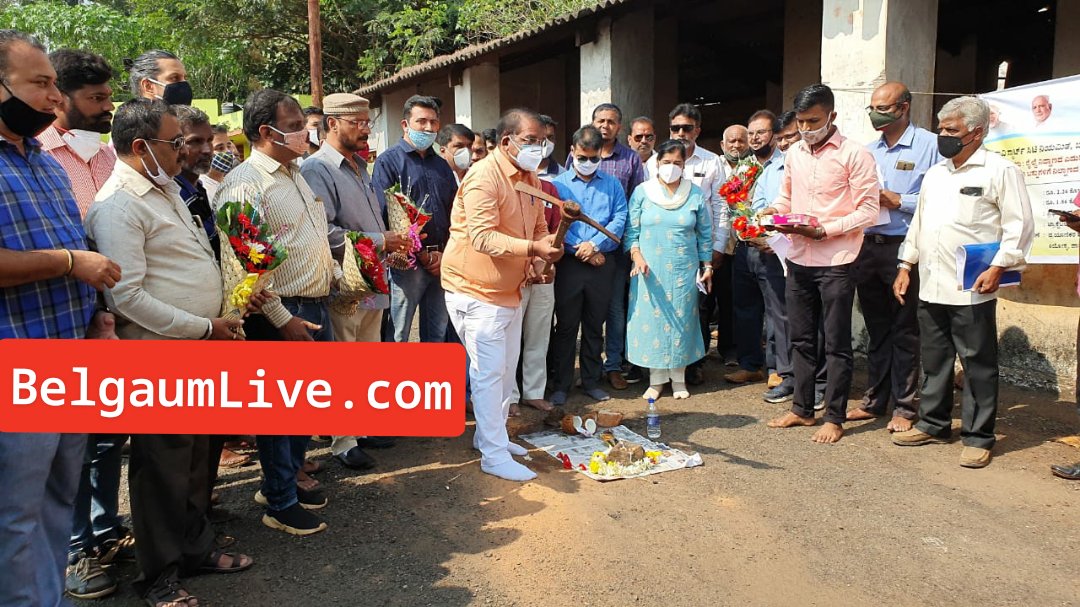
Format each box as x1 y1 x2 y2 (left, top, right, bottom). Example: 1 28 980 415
782 0 822 108
1053 0 1080 78
820 0 938 144
454 62 500 132
371 88 411 155
580 12 654 129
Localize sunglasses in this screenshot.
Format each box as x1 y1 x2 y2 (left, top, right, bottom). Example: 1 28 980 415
146 136 185 151
670 124 696 133
631 134 656 142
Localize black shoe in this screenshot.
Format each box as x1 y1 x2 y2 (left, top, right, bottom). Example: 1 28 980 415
356 436 396 449
763 386 795 404
335 446 376 470
686 365 705 386
623 366 644 384
255 487 327 510
262 503 327 536
813 392 825 411
1051 462 1080 480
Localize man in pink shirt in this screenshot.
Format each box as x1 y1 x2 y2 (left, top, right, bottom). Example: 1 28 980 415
762 84 880 444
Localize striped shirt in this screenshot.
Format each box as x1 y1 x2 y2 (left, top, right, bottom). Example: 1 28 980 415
0 135 97 338
212 150 341 328
37 125 116 217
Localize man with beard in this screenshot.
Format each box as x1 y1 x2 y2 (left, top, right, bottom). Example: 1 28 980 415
173 105 219 257
129 49 192 106
34 47 128 602
38 49 116 218
629 116 657 173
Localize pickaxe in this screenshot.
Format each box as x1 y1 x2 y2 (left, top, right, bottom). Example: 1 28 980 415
513 181 622 275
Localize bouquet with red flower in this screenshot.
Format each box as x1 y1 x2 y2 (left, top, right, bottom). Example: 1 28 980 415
332 231 390 315
719 158 766 241
384 183 432 270
215 198 288 329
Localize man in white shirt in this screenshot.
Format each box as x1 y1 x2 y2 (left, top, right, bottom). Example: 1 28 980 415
647 103 727 385
892 96 1034 468
629 116 657 171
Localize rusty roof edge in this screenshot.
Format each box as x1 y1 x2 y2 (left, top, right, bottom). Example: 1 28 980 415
352 0 634 97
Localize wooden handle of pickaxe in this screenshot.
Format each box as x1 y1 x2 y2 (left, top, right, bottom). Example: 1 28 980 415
542 201 581 275
513 181 622 254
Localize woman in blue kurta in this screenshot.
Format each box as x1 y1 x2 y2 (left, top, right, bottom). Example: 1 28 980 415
625 140 714 400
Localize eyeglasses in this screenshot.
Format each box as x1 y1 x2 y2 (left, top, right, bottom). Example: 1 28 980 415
865 102 904 113
669 124 696 133
337 118 373 129
146 136 185 151
747 129 772 138
631 134 656 142
512 136 545 146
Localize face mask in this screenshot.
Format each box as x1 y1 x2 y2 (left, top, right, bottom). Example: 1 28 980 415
754 142 773 159
407 127 436 151
357 148 371 163
799 118 832 146
0 81 56 138
937 131 978 159
452 147 472 171
509 137 545 172
138 142 174 186
269 125 309 155
543 139 555 158
308 128 320 147
62 129 102 163
869 110 901 130
210 151 237 174
658 164 682 184
724 149 750 163
149 79 193 106
574 157 600 176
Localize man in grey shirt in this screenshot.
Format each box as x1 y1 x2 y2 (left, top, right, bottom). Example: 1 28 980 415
300 92 407 470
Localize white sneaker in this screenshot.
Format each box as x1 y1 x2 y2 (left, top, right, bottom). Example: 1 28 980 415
481 459 537 482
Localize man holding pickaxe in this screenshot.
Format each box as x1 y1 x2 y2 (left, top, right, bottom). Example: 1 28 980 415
548 125 628 406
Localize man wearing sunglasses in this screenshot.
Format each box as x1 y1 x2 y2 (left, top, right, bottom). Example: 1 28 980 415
629 116 657 171
646 103 727 386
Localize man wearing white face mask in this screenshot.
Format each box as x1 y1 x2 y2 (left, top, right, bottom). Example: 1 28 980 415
39 49 116 217
536 114 563 181
549 125 628 406
436 123 477 185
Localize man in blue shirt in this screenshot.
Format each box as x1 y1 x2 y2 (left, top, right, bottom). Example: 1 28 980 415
730 109 796 403
848 81 942 432
373 95 457 343
0 30 121 606
549 125 628 405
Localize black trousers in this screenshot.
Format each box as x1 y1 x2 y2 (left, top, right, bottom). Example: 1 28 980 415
129 434 214 596
915 300 999 449
550 253 616 392
787 261 856 425
696 252 733 364
853 238 920 418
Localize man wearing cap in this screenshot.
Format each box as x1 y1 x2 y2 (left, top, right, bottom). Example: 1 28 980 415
300 93 408 470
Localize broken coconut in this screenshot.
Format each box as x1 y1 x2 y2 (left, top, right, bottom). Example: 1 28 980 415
606 441 645 466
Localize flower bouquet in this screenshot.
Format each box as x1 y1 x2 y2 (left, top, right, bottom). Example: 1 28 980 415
215 197 288 333
719 158 766 241
384 183 431 270
332 231 390 315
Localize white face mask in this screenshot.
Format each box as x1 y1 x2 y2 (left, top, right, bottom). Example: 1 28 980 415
63 129 102 163
658 163 682 184
138 142 174 187
452 147 472 171
510 138 545 172
307 128 320 147
269 126 310 155
574 157 600 177
543 139 555 158
799 118 832 146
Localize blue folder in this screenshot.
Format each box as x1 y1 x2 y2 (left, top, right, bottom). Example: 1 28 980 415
955 242 1021 292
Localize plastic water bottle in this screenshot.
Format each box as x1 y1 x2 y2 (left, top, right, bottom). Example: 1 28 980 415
646 398 661 439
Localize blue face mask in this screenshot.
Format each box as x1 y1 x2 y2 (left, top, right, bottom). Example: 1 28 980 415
407 128 436 151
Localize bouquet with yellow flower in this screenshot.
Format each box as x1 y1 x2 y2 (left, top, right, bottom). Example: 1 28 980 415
215 198 288 330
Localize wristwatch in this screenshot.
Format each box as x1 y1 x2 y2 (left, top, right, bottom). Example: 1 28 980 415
812 226 826 241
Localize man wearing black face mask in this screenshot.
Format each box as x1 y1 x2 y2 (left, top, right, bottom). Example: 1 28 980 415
0 29 122 607
847 82 942 435
129 49 193 106
892 96 1033 469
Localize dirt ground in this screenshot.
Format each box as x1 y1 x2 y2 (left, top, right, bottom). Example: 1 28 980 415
78 358 1080 607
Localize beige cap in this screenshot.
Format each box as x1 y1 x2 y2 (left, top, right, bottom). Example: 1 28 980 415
322 93 370 115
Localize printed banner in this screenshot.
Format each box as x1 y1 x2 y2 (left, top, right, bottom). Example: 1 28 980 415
981 74 1080 263
0 340 465 436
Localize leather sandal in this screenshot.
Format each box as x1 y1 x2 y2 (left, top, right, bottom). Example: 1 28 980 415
144 578 199 607
197 548 253 574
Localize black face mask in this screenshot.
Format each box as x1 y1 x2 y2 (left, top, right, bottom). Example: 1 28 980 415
155 80 193 106
0 81 56 138
755 142 774 159
937 131 976 159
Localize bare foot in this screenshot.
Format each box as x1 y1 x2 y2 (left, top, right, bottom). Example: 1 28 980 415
767 412 817 428
523 398 554 412
296 470 320 492
846 408 878 422
85 311 118 340
302 459 323 475
811 422 844 444
886 416 914 432
508 402 521 417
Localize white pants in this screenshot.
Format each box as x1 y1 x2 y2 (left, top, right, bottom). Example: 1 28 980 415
331 307 385 456
511 282 555 402
650 367 686 385
445 291 524 467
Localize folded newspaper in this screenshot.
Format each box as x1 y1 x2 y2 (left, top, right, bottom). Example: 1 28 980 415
521 425 703 481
